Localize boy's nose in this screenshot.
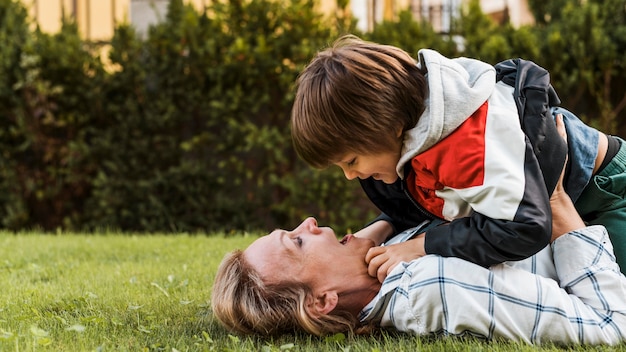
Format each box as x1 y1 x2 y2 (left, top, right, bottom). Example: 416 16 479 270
343 169 359 180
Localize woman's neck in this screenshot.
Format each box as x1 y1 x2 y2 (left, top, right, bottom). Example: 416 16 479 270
337 279 382 317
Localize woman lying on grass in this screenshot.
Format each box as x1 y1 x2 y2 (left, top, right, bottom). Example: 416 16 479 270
211 140 626 345
212 181 626 344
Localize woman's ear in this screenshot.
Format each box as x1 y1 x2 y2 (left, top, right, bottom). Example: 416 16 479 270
308 291 338 316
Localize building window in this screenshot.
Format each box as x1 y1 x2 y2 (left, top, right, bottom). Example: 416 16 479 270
130 0 169 37
411 0 462 34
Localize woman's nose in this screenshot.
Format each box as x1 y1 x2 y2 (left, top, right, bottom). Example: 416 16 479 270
303 217 317 228
299 217 321 234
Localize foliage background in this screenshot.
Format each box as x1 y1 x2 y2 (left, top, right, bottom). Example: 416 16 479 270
0 0 625 234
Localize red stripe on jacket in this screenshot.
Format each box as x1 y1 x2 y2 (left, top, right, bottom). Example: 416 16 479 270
407 102 489 218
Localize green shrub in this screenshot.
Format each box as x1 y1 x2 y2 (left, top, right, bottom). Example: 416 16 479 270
80 0 373 234
0 1 105 230
1 0 625 234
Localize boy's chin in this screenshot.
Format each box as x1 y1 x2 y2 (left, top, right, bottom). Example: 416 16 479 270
380 176 399 184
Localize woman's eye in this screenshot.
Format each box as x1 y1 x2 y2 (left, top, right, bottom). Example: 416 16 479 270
294 236 303 246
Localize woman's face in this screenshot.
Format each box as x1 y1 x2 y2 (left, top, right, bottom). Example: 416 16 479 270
243 217 375 288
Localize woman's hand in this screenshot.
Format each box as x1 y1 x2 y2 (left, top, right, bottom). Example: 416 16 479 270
552 113 568 196
550 113 585 241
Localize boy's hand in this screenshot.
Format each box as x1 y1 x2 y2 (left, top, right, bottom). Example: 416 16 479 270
365 235 426 283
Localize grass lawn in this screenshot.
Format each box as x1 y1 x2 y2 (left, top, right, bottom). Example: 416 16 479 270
1 231 625 352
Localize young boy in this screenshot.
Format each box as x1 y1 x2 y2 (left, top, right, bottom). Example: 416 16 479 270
290 35 626 281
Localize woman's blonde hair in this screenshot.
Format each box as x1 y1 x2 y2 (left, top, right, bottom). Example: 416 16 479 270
211 250 360 336
291 35 427 168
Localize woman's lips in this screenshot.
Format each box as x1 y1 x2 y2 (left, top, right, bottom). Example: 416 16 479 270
339 234 353 245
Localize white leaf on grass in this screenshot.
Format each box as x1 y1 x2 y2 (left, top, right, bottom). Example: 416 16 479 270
201 331 213 343
138 325 151 333
0 329 13 340
66 324 86 332
30 326 49 337
151 282 170 297
37 337 52 346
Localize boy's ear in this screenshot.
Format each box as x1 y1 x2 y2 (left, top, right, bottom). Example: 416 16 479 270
308 291 338 316
397 126 404 138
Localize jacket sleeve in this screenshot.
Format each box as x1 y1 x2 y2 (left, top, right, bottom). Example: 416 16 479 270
359 177 436 235
424 211 551 267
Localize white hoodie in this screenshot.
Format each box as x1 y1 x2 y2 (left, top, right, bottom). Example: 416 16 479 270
397 49 497 177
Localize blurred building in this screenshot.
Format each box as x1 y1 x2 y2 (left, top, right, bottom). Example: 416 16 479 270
21 0 206 41
20 0 534 41
346 0 534 32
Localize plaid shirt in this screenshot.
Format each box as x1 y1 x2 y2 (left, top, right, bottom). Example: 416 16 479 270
359 225 626 344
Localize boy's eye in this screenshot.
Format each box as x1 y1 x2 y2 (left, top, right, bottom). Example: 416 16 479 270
347 158 356 167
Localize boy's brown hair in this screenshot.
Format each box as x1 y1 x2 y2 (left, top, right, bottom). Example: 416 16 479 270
291 35 428 169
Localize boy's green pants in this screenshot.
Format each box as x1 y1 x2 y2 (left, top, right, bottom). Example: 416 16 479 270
576 137 626 274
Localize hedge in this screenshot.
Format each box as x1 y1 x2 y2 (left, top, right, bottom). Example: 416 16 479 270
1 0 625 234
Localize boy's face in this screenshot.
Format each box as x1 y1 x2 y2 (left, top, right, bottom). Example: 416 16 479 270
334 150 400 184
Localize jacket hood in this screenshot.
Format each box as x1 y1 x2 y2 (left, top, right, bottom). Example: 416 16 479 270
397 49 496 178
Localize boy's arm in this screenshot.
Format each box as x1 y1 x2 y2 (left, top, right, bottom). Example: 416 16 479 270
421 150 552 269
424 112 574 265
352 220 394 246
407 90 553 268
367 115 570 283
